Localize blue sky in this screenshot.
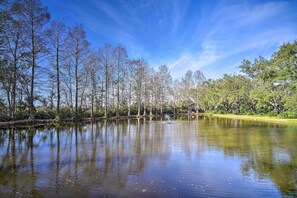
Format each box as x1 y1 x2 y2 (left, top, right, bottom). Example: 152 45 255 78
42 0 297 79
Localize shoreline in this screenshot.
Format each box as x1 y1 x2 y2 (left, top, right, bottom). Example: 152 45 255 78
208 114 297 125
1 113 297 129
0 114 181 129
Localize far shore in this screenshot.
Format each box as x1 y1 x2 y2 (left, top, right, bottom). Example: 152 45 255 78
1 113 297 129
0 114 182 129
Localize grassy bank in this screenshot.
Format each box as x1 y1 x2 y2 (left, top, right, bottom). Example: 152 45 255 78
209 114 297 125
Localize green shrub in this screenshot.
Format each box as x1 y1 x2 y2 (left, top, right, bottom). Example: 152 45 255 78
59 108 74 120
119 108 128 116
15 111 29 120
107 108 116 117
94 109 104 118
0 114 10 122
35 110 55 119
76 110 90 119
278 111 297 118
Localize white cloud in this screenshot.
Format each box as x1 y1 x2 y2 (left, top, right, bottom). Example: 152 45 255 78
165 0 297 79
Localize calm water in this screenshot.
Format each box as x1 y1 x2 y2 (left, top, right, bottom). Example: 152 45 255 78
0 116 297 197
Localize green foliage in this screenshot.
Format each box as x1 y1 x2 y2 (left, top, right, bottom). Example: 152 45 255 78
94 109 105 118
0 114 10 122
107 108 116 117
278 111 297 118
199 40 297 118
162 106 174 114
58 108 74 120
35 109 55 119
76 110 90 120
129 104 140 115
15 111 29 120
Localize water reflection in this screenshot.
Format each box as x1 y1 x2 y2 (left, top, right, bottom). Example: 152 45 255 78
0 117 296 197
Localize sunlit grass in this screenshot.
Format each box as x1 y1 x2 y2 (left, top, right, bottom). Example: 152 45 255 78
210 114 297 124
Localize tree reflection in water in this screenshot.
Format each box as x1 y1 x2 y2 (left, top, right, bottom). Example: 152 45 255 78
0 117 296 197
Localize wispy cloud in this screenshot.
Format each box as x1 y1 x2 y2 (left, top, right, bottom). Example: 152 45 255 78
44 0 297 79
171 0 191 33
165 0 297 79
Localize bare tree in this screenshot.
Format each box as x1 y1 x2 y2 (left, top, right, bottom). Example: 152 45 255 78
134 59 145 117
142 63 150 116
146 67 155 116
156 65 172 114
98 44 113 118
0 2 27 118
193 70 206 110
66 24 89 117
15 0 50 119
126 59 136 117
61 50 74 111
112 45 128 117
46 20 66 120
86 51 99 121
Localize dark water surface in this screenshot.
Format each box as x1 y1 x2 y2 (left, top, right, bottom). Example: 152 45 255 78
0 117 297 197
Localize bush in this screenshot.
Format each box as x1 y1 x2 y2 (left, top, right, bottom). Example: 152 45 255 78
15 111 29 120
119 107 128 116
0 114 10 122
107 108 116 117
278 111 297 118
58 108 91 120
76 110 90 119
35 110 55 119
94 109 105 118
59 108 74 120
129 104 139 115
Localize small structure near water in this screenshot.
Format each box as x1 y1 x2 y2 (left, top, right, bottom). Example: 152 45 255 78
164 114 172 123
188 103 199 118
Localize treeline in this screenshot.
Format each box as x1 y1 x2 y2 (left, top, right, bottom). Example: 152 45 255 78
0 0 204 121
0 0 296 122
199 41 297 117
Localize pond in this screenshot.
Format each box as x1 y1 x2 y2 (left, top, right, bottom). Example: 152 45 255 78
0 116 297 197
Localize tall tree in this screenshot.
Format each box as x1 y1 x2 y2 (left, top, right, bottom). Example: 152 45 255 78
85 51 99 121
61 48 74 111
15 0 50 119
0 1 26 118
112 45 127 118
126 59 136 117
66 24 89 117
45 20 66 120
98 44 113 118
156 65 172 114
134 59 145 117
193 70 206 110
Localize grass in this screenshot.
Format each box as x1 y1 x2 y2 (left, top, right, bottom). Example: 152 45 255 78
209 114 297 125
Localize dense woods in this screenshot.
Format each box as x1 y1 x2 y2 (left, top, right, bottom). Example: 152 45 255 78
0 0 296 121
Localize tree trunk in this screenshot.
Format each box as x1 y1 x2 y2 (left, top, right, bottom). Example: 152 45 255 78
56 46 60 120
75 55 78 118
128 82 131 117
11 47 18 119
128 106 131 117
116 67 120 118
137 103 140 117
104 63 108 118
143 104 146 116
91 88 94 121
29 48 35 120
